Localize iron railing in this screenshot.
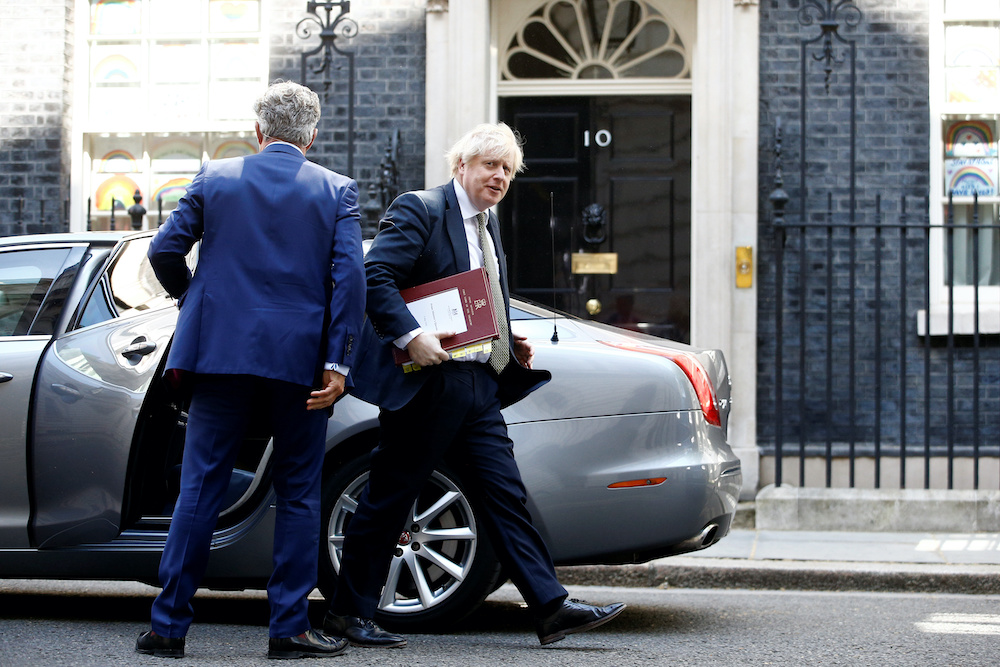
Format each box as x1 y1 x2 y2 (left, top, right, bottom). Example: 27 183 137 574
767 194 999 490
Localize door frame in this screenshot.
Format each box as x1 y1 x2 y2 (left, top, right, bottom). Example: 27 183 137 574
424 0 760 496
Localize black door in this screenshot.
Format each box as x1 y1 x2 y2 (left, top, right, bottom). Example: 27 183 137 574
499 95 691 342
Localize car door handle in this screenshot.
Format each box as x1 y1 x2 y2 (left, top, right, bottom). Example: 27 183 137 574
51 383 82 400
121 339 157 358
0 372 13 383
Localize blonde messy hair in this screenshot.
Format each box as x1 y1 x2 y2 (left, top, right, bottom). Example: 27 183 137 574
445 123 525 178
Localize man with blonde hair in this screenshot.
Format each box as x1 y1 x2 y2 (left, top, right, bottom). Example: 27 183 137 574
138 80 365 659
322 123 624 648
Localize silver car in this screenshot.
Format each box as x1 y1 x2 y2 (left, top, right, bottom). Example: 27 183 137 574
0 231 741 630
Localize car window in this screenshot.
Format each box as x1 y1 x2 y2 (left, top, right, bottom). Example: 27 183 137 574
77 237 172 329
510 306 539 321
0 248 76 336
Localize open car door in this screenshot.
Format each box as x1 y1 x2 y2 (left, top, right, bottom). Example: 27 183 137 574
30 235 178 548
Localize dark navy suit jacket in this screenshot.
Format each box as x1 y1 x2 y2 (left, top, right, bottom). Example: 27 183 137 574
148 142 365 388
349 181 549 411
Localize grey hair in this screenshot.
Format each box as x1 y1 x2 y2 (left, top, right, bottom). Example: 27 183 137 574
253 80 321 148
446 123 525 178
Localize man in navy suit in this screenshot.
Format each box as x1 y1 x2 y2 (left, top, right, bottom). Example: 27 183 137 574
322 123 624 648
138 81 365 660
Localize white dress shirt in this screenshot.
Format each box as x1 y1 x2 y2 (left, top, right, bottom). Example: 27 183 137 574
393 179 499 365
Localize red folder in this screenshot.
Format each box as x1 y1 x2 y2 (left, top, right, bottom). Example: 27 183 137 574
392 267 500 368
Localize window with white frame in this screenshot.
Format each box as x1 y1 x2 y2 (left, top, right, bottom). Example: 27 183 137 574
926 0 1000 335
78 0 268 231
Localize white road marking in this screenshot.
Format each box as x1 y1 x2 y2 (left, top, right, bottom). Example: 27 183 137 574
915 535 1000 552
915 613 1000 635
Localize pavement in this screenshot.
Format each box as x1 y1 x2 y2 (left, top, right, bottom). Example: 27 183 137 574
556 509 1000 596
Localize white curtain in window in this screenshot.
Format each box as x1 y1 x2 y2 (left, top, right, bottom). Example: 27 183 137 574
948 203 1000 286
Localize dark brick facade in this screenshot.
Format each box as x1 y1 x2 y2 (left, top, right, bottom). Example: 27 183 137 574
756 0 999 464
0 0 74 236
268 0 426 225
0 0 423 239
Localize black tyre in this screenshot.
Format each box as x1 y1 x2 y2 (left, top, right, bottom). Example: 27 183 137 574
318 453 501 632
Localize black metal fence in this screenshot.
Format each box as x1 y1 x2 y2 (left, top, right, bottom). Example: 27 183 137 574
767 195 1000 490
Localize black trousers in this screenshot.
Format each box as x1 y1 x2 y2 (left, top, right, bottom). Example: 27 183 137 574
330 362 567 619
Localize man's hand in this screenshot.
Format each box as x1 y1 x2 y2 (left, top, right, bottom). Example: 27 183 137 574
407 331 455 367
307 370 346 411
512 333 534 369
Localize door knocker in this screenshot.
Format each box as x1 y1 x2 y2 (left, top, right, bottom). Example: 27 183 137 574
581 203 607 245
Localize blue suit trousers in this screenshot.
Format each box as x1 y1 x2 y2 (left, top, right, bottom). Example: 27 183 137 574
151 374 327 638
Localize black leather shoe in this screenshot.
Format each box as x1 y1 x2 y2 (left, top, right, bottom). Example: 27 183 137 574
268 629 348 659
322 614 407 648
136 630 185 658
535 599 626 645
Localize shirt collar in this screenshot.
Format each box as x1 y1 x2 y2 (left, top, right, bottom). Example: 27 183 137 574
264 139 305 156
452 178 484 221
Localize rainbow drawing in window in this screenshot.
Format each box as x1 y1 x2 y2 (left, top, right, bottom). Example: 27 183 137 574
945 120 997 158
212 139 257 159
945 158 998 197
153 177 194 206
93 53 139 83
94 175 141 211
90 0 140 35
97 149 138 172
946 25 999 67
151 139 202 160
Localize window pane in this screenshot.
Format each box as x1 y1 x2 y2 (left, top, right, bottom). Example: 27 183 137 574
944 204 1000 287
209 81 259 120
150 0 201 34
946 0 1000 14
151 84 206 123
94 173 143 213
944 24 1000 103
210 39 259 79
90 43 142 85
90 0 141 36
150 136 203 170
91 135 144 172
943 119 997 158
151 174 194 212
945 25 999 67
107 238 171 317
151 42 204 83
502 1 688 81
209 0 259 32
209 134 256 159
944 157 998 196
0 249 73 336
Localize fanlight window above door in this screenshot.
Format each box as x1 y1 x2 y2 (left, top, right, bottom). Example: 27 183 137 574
501 0 689 81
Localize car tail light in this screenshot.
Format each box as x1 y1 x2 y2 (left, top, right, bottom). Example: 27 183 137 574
608 477 667 489
598 341 722 427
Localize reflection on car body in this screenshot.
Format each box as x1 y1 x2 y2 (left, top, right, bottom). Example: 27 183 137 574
0 231 741 630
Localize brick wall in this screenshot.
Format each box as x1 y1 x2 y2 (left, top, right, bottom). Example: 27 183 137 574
756 0 929 447
756 0 999 464
758 0 930 221
268 0 426 223
0 0 74 236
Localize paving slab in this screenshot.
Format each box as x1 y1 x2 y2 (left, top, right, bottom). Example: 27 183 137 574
555 529 1000 595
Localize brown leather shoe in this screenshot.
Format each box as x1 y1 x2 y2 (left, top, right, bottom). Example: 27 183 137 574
535 599 626 645
136 630 185 658
267 628 348 659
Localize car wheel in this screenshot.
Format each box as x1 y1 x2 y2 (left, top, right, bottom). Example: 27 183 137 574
318 454 501 632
